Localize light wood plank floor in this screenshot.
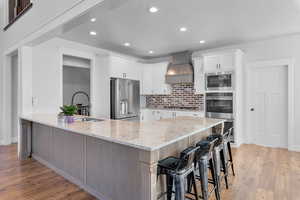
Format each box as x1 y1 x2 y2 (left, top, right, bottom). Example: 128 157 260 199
0 144 299 200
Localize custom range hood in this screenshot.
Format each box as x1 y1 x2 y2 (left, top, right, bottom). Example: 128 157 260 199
165 51 194 84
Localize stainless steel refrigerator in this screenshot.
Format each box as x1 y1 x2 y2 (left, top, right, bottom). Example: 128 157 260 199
110 78 140 120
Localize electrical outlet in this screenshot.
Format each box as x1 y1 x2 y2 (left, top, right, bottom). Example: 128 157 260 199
32 97 37 107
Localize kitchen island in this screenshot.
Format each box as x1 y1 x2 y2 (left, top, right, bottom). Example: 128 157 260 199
20 114 224 200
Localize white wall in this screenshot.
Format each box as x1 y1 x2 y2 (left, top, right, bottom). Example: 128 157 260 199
194 34 300 150
0 0 105 144
31 38 111 118
92 55 111 118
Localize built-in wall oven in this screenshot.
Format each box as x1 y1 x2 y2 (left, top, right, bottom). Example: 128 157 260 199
205 71 234 91
205 92 234 120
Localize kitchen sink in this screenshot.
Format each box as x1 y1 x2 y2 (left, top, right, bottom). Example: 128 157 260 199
80 117 104 122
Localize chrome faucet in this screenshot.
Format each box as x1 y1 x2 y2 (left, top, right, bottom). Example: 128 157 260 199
71 91 90 116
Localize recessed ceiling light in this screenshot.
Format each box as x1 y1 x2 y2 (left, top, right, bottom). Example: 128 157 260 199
149 6 159 13
180 27 187 32
149 50 154 54
124 42 131 47
200 40 206 44
89 31 97 36
90 18 96 22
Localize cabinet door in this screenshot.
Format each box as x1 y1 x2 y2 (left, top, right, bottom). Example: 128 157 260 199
140 110 154 121
203 55 220 72
110 58 127 79
175 111 204 118
160 111 173 119
126 63 142 81
154 110 162 120
193 57 205 94
141 66 153 95
152 62 170 95
220 53 235 71
110 56 142 80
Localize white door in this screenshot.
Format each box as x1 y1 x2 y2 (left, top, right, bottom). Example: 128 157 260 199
248 65 288 148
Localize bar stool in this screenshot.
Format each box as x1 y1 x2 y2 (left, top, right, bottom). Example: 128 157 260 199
207 127 235 190
191 138 221 200
157 146 200 200
225 128 235 176
207 133 229 189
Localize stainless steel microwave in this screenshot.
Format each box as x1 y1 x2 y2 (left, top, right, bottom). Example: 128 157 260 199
205 71 234 91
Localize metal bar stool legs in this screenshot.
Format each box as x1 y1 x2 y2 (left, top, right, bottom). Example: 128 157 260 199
197 155 220 200
174 168 198 200
166 175 173 200
227 140 235 176
194 138 221 200
158 146 200 200
220 147 229 189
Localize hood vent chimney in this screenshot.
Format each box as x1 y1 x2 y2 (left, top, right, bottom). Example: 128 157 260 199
165 51 194 84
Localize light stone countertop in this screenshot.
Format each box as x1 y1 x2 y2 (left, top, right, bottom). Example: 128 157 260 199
21 114 225 151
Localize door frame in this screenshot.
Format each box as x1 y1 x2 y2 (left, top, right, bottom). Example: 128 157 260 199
1 50 22 145
59 48 96 116
246 59 295 151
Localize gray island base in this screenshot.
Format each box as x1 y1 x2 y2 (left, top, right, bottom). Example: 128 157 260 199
20 114 224 200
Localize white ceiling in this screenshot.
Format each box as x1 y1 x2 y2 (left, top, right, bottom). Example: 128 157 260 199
57 0 300 59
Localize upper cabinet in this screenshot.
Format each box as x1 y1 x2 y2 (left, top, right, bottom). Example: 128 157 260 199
203 52 235 73
141 65 153 95
141 62 171 95
109 56 142 81
192 57 205 94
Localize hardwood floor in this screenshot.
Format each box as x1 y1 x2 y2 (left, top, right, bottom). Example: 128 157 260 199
0 144 299 200
0 144 96 200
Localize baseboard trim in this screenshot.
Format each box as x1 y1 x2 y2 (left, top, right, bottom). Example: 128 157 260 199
32 154 111 200
0 139 12 146
12 137 18 143
231 142 241 148
288 145 300 152
241 141 300 152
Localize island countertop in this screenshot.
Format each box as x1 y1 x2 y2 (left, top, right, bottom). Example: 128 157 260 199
21 114 225 151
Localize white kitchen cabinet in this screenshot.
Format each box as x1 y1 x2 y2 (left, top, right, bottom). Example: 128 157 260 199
110 56 142 81
203 55 220 73
141 66 153 95
220 53 235 71
140 109 155 121
175 111 204 118
203 51 235 73
140 109 204 121
141 62 171 95
161 110 176 119
192 57 205 94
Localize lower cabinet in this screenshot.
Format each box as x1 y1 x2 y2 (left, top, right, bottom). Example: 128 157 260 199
140 109 204 122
